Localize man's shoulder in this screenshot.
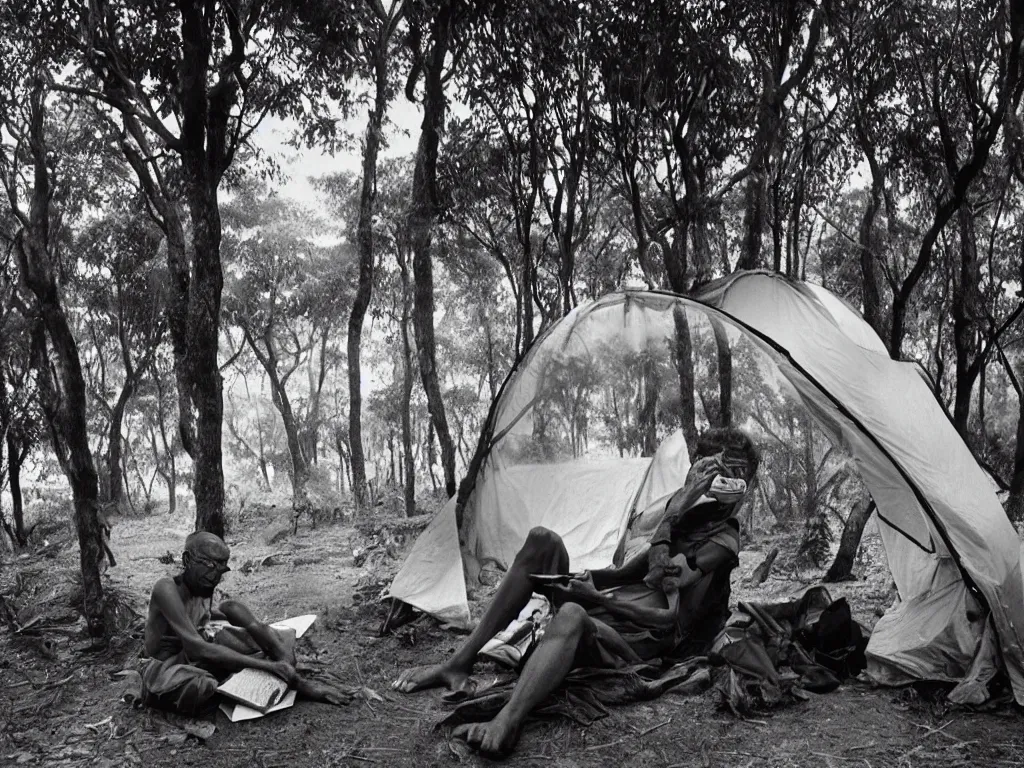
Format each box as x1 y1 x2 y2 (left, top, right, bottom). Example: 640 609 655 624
150 575 183 603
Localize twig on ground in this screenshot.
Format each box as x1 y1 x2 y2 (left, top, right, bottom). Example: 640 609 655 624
911 719 953 739
341 754 377 763
585 738 626 751
847 742 876 751
812 752 869 762
713 750 762 758
637 718 672 737
10 667 42 688
84 716 113 733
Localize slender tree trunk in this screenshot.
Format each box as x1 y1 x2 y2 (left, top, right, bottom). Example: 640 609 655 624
408 9 457 497
105 385 134 507
520 244 535 357
1009 400 1024 522
672 305 697 448
164 218 196 459
399 246 417 517
858 145 886 342
16 89 106 635
7 434 26 546
349 47 389 512
739 166 767 271
952 203 981 435
168 455 177 515
824 497 875 582
711 318 732 428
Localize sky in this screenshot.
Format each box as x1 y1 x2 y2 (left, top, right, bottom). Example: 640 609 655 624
249 99 424 208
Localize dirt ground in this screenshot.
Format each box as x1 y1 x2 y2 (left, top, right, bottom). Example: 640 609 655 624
2 502 1023 768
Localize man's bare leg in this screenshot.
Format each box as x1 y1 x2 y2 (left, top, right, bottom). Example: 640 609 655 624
392 527 569 693
218 600 297 665
452 602 591 754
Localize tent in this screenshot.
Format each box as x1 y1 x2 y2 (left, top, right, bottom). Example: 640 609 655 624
387 271 1024 704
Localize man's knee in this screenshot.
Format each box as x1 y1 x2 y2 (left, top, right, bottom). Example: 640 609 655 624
517 527 567 565
547 602 590 639
218 599 258 626
218 598 243 615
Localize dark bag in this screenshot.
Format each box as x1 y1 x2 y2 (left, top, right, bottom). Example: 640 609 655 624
801 597 868 679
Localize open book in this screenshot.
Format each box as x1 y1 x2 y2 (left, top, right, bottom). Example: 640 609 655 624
216 668 288 712
217 614 316 722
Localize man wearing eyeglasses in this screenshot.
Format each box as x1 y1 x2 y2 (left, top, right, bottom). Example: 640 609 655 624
392 427 759 755
141 531 348 714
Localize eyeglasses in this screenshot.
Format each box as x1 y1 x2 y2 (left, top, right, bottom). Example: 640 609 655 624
190 553 230 573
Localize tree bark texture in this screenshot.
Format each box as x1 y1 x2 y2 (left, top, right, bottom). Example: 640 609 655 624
179 2 231 537
711 317 733 428
399 245 417 517
105 385 134 507
408 6 457 497
672 305 697 448
6 432 26 546
824 498 876 583
952 203 982 435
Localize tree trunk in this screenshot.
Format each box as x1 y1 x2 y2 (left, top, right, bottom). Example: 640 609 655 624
167 454 177 515
952 203 982 436
105 385 134 508
858 144 887 343
408 9 457 497
186 190 226 537
15 89 106 635
1009 401 1024 522
399 245 417 518
348 46 389 512
749 547 779 586
178 2 232 537
7 433 26 546
739 166 767 271
824 497 875 582
164 217 196 459
672 305 697 448
711 317 732 428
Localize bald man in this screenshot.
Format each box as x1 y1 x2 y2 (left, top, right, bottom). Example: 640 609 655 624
141 531 348 715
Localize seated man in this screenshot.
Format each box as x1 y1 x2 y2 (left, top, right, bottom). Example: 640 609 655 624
142 531 348 715
392 427 759 754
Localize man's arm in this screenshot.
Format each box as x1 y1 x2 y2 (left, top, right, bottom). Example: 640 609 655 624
559 574 680 631
589 549 649 590
149 579 295 683
566 540 737 631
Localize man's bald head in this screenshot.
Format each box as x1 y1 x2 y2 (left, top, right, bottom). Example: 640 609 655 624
181 532 230 596
184 531 230 559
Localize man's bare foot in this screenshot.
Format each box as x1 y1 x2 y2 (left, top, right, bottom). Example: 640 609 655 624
391 662 472 693
451 713 521 755
295 676 355 706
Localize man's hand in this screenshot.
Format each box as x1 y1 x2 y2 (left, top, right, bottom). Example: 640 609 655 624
684 456 722 498
564 572 602 601
268 660 298 686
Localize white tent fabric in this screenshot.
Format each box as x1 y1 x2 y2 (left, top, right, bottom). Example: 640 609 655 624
387 272 1024 703
699 273 1024 700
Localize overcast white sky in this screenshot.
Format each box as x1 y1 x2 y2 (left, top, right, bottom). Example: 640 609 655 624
250 98 424 208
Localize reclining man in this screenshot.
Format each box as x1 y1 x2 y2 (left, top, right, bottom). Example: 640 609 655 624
392 427 759 754
142 531 348 715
